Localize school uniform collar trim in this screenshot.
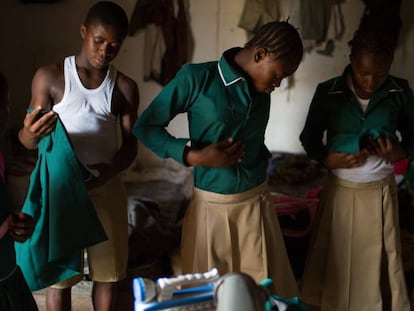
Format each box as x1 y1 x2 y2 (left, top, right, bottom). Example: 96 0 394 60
218 48 245 87
328 65 404 95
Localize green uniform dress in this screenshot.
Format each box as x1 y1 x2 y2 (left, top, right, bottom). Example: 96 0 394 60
15 116 108 291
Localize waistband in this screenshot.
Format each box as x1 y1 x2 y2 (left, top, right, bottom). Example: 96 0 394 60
327 173 396 190
193 181 269 203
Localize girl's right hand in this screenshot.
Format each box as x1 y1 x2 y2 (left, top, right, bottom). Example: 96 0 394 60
322 150 370 169
185 138 245 168
22 107 57 139
19 107 57 149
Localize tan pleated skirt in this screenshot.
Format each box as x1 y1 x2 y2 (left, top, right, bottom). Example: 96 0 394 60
301 174 410 311
180 182 299 298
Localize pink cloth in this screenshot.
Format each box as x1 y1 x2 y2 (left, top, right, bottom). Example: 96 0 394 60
273 194 319 238
394 158 409 175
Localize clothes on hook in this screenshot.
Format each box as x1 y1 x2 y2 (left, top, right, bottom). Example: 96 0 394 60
238 0 280 38
129 0 194 86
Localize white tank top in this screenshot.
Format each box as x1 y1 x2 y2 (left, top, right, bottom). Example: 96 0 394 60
53 56 118 169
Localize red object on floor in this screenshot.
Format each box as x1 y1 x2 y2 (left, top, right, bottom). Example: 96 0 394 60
272 189 320 238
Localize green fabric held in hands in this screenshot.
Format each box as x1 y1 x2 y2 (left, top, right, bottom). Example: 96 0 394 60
15 110 108 291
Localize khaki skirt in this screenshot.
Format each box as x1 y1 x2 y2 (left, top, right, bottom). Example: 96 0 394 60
181 182 299 298
301 174 410 311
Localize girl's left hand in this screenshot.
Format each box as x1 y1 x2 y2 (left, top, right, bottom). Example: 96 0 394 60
366 136 407 164
85 162 118 190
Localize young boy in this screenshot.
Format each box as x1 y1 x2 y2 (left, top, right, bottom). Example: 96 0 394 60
18 2 139 310
0 71 38 311
133 21 303 297
300 25 414 310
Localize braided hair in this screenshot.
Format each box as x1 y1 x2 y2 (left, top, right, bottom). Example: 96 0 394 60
348 26 397 58
84 1 129 39
245 21 303 63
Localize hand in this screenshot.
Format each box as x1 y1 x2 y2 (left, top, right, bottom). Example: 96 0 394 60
9 212 35 243
186 138 245 168
366 136 407 164
322 150 370 169
85 162 118 190
20 107 57 145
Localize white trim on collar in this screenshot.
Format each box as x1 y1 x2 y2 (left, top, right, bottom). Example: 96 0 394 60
217 63 244 87
388 77 404 92
328 78 343 94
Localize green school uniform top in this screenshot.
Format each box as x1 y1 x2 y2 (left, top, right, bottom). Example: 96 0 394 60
15 115 107 291
133 48 272 194
300 66 414 162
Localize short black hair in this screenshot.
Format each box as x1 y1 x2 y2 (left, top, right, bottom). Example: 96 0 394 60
84 1 129 38
245 21 303 63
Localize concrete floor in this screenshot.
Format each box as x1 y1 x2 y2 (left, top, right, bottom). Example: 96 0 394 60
33 292 92 311
30 232 414 311
32 279 134 311
31 256 173 311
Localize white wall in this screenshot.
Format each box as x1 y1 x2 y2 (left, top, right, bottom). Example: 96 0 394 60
1 0 413 167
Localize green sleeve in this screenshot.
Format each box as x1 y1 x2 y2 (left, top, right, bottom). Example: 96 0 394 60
133 65 196 165
398 83 414 157
299 84 328 162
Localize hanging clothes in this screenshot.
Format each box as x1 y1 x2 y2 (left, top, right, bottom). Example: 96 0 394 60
129 0 194 86
300 0 344 42
360 0 402 40
299 0 345 56
238 0 280 38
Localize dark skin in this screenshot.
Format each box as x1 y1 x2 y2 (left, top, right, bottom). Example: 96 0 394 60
0 72 35 244
322 48 407 170
18 21 139 311
19 22 139 190
183 47 300 168
9 212 35 243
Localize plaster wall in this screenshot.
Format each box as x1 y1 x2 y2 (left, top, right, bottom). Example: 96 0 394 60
0 0 413 167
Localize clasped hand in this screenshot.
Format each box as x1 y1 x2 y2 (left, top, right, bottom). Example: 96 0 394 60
85 162 118 190
186 138 245 168
323 136 407 170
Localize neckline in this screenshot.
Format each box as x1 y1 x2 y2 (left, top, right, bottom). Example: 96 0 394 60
71 56 111 94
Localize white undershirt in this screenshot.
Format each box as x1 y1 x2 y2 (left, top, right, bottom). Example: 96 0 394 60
53 56 119 173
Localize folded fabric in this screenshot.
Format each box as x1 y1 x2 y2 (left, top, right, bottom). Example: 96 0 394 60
16 114 107 291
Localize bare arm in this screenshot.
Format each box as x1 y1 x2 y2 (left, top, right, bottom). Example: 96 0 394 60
113 73 139 172
18 65 59 150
